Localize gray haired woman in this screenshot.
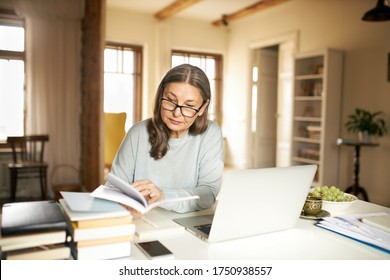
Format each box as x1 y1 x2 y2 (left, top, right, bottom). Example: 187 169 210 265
108 64 224 214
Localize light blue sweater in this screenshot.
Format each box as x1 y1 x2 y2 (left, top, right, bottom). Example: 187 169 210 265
107 119 224 213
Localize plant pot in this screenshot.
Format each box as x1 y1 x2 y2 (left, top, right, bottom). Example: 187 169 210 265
358 131 371 143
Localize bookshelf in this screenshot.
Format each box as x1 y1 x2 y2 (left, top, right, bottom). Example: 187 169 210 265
291 49 343 186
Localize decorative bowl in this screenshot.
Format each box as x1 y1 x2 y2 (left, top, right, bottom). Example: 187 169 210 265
321 194 358 215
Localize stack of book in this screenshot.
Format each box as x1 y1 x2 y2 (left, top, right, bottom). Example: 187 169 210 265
0 200 71 260
306 125 321 139
59 192 135 260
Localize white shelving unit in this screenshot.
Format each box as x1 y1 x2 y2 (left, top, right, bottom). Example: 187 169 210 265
291 49 343 186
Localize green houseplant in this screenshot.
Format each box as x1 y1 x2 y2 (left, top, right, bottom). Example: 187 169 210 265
346 108 387 142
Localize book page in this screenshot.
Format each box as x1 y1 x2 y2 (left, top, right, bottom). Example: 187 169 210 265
106 173 147 207
92 173 200 214
91 185 146 213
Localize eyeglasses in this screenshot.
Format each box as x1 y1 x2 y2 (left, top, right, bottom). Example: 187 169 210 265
161 98 204 118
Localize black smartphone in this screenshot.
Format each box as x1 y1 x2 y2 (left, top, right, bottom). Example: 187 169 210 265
135 240 174 260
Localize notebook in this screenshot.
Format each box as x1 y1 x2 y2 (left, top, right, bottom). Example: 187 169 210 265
1 200 68 236
173 164 317 243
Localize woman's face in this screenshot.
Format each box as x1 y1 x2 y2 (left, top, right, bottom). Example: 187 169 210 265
160 82 208 138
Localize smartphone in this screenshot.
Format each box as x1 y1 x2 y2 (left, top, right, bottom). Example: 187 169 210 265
135 240 174 260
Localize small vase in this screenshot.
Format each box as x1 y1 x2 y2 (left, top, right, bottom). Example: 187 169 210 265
358 131 370 143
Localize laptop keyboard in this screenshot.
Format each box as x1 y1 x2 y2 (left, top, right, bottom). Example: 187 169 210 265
195 223 212 235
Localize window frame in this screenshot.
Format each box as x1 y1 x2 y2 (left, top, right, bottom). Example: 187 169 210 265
0 10 26 138
104 41 143 124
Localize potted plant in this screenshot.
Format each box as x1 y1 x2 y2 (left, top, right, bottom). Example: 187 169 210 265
346 108 387 142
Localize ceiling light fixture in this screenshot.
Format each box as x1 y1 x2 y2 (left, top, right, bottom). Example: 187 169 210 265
362 0 390 21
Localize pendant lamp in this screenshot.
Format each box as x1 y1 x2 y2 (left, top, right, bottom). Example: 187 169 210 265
362 0 390 21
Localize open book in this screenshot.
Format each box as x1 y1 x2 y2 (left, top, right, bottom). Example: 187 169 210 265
91 173 199 214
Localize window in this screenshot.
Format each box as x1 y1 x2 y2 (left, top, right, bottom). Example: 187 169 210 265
104 43 142 131
171 50 223 124
0 13 25 140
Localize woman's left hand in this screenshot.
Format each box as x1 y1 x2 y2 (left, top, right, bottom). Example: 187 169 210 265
132 179 164 204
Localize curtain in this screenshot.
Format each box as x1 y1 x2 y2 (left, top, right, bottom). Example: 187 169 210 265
13 0 84 195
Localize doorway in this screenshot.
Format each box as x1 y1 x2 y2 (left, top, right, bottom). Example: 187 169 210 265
251 46 278 167
249 32 297 168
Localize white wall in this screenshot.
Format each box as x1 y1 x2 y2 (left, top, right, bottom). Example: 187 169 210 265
225 0 390 206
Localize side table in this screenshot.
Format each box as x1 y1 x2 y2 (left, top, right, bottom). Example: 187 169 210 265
336 138 379 201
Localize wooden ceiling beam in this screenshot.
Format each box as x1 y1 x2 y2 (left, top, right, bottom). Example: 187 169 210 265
155 0 203 21
212 0 290 27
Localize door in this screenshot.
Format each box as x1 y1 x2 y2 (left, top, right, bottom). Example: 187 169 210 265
250 39 295 168
251 47 278 168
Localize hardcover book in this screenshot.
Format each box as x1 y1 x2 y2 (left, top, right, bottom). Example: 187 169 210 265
68 221 136 242
68 215 133 229
0 230 68 252
69 240 131 260
1 200 68 236
58 197 131 222
4 243 70 260
75 235 133 248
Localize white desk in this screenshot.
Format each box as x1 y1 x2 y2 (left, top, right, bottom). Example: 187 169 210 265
131 200 390 260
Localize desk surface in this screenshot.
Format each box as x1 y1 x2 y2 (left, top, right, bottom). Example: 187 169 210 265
131 201 390 260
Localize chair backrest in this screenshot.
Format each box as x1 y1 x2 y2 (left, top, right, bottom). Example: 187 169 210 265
104 113 126 166
7 135 49 163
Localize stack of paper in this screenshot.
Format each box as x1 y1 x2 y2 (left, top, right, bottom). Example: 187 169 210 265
0 201 70 260
59 192 135 260
316 212 390 253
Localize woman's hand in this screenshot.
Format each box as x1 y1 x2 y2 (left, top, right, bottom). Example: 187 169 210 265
132 179 164 204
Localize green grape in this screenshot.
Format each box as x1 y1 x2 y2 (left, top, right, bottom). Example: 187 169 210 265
312 191 321 198
309 185 350 202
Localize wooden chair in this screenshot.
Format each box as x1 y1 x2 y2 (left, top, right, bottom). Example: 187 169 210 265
104 113 126 170
7 135 49 201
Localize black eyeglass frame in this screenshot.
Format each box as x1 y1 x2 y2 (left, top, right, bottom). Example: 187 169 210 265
161 97 206 118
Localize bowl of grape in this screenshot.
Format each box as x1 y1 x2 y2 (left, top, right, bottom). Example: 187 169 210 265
309 186 358 215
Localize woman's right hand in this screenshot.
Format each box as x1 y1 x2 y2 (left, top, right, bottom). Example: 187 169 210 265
121 204 144 218
132 179 164 204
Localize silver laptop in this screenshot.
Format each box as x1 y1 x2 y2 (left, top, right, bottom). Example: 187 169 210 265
173 164 317 243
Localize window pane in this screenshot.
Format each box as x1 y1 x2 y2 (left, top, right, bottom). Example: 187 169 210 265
189 56 202 68
0 25 24 51
172 55 186 67
205 58 215 78
171 52 222 123
0 59 24 139
104 48 118 73
104 44 142 132
104 72 134 131
122 50 134 74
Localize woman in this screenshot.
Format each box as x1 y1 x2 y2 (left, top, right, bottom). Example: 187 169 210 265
108 64 224 213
